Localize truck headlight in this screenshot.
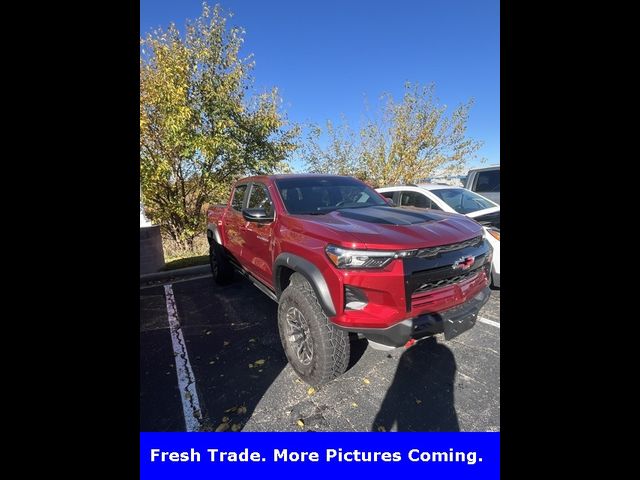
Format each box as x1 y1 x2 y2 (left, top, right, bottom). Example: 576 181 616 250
325 244 416 269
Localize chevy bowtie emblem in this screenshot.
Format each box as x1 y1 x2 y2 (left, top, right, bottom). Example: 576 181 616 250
452 256 475 270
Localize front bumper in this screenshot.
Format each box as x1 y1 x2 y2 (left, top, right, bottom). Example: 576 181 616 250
341 286 491 348
329 238 492 330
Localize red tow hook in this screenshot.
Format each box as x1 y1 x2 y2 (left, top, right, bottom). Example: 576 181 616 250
404 338 416 349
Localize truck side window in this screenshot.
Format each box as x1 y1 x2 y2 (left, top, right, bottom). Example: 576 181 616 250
247 183 274 216
231 184 248 211
475 170 500 193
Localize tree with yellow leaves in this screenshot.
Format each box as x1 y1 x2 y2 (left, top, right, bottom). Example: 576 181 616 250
141 3 297 249
303 83 483 187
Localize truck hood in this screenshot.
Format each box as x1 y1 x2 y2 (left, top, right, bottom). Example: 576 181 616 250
295 206 483 249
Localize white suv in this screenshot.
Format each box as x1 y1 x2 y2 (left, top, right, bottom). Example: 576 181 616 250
377 184 500 288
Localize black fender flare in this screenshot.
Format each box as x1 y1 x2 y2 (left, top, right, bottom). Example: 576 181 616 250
273 253 337 317
206 223 222 245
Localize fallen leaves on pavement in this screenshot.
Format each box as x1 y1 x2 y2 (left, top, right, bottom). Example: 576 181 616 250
215 423 229 432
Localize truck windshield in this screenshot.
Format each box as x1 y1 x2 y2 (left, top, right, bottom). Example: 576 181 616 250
275 177 387 214
430 188 496 214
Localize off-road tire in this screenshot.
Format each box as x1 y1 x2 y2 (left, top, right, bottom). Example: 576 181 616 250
208 240 234 285
277 273 350 386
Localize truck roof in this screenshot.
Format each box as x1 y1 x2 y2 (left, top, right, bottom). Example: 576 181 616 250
237 173 353 183
467 165 500 172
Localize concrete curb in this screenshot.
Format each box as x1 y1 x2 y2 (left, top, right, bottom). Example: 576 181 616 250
140 264 210 284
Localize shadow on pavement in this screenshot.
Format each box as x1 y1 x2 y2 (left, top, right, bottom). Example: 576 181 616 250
140 274 372 432
347 333 369 370
141 275 464 432
372 337 459 431
167 275 287 431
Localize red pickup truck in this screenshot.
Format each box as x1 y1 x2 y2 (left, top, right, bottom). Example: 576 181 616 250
207 174 492 386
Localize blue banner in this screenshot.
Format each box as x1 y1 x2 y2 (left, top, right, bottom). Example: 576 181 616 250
141 432 499 479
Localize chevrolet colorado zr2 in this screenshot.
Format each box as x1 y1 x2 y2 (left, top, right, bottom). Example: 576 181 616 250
206 175 492 386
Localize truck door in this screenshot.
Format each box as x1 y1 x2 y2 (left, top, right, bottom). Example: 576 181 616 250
223 183 249 261
241 182 276 287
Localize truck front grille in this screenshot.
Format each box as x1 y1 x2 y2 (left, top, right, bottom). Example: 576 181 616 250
402 236 491 312
410 267 488 312
412 267 482 295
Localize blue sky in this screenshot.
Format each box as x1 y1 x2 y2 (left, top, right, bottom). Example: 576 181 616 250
141 0 499 170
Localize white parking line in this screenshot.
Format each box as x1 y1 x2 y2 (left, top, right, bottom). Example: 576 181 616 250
478 316 500 328
164 284 203 431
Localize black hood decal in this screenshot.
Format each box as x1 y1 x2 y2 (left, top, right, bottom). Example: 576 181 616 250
337 206 447 225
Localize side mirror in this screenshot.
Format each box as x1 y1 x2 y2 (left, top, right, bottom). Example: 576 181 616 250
384 197 396 207
242 208 274 223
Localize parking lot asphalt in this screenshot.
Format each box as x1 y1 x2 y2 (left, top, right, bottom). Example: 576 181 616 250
140 273 500 432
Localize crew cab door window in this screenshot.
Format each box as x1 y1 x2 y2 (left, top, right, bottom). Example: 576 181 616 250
225 184 248 259
247 183 274 217
243 182 275 284
474 170 500 193
231 184 248 211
